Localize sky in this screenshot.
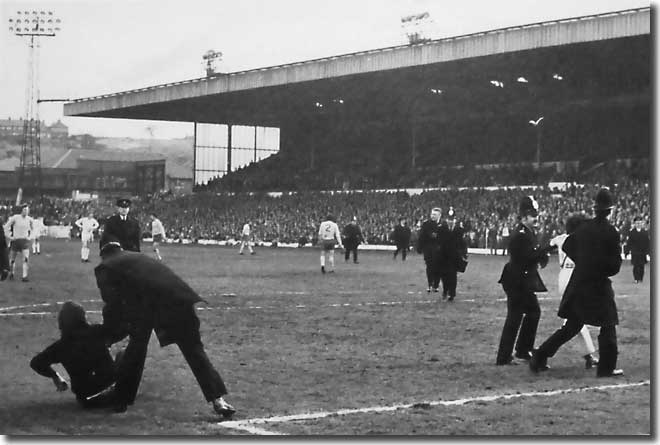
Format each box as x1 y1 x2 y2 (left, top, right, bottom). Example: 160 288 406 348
0 0 652 139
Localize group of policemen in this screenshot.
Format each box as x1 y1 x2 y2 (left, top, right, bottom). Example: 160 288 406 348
493 189 629 378
416 206 468 300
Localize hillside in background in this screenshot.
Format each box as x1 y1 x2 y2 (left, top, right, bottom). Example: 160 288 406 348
0 136 194 174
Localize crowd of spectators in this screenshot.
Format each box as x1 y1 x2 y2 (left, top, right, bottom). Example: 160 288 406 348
0 160 649 251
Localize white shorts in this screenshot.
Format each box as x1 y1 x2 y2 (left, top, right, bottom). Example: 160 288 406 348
320 240 336 251
81 233 94 243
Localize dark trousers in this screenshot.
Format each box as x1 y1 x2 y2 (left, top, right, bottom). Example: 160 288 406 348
344 242 358 262
496 290 540 364
537 318 618 375
426 258 440 289
632 256 646 281
440 269 457 297
115 312 227 405
393 244 408 260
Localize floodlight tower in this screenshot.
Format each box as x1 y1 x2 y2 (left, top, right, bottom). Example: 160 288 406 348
203 50 223 77
7 9 62 200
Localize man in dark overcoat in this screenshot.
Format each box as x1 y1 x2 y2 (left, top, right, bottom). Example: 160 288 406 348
0 217 8 280
624 216 650 283
101 198 141 252
342 216 363 264
439 208 467 301
495 196 554 365
531 188 624 377
392 218 412 261
416 207 449 293
94 234 235 416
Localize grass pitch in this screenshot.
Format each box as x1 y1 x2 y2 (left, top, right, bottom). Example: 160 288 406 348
0 240 651 435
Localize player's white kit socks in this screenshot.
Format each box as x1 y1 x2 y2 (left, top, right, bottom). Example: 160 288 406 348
320 252 326 268
328 253 335 270
81 247 89 261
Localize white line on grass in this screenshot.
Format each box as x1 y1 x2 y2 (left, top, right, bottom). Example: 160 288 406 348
218 380 650 435
0 293 635 317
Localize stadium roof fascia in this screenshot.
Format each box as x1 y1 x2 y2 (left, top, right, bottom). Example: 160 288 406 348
66 7 649 105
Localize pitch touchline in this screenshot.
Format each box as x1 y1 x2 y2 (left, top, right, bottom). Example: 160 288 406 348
218 380 650 435
0 294 634 316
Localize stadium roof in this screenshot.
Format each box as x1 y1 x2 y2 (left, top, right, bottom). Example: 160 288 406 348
64 8 650 128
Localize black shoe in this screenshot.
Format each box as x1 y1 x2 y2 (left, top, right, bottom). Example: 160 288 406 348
597 369 624 377
515 351 533 361
529 351 550 373
447 296 454 302
321 266 325 274
21 277 29 282
353 261 359 264
212 397 236 418
432 288 439 293
496 356 518 366
584 354 599 369
427 287 432 293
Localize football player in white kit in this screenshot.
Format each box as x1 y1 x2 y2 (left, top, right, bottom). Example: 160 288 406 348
4 204 34 281
318 214 343 273
549 213 599 369
75 211 99 263
31 216 45 255
149 213 166 260
238 221 255 255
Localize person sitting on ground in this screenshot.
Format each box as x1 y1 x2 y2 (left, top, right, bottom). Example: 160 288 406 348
30 301 122 408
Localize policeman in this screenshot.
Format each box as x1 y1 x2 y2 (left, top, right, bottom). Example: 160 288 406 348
342 216 363 264
94 234 235 416
531 188 624 377
439 208 467 301
102 198 141 252
496 196 554 365
416 207 449 293
624 216 650 283
392 218 412 261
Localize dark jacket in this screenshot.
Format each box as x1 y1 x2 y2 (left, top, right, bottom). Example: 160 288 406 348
392 224 412 247
498 223 549 294
416 219 449 262
625 228 650 265
94 250 204 347
558 217 622 326
342 223 363 247
30 324 115 399
102 214 141 252
0 225 8 272
441 225 468 271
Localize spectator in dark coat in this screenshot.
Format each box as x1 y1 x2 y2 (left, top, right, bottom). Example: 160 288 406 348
440 208 468 301
0 218 8 280
342 217 363 263
496 196 554 365
624 216 650 283
391 218 412 261
417 207 450 293
94 234 235 416
30 301 119 408
101 199 141 252
531 188 624 377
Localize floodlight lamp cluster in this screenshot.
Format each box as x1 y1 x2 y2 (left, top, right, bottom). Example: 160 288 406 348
8 10 62 35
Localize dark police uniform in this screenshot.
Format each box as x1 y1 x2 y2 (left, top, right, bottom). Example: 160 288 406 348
624 222 650 283
94 238 229 411
392 221 412 261
417 217 449 291
440 221 467 301
102 199 141 252
0 223 8 280
342 220 363 263
496 196 551 365
531 188 623 377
